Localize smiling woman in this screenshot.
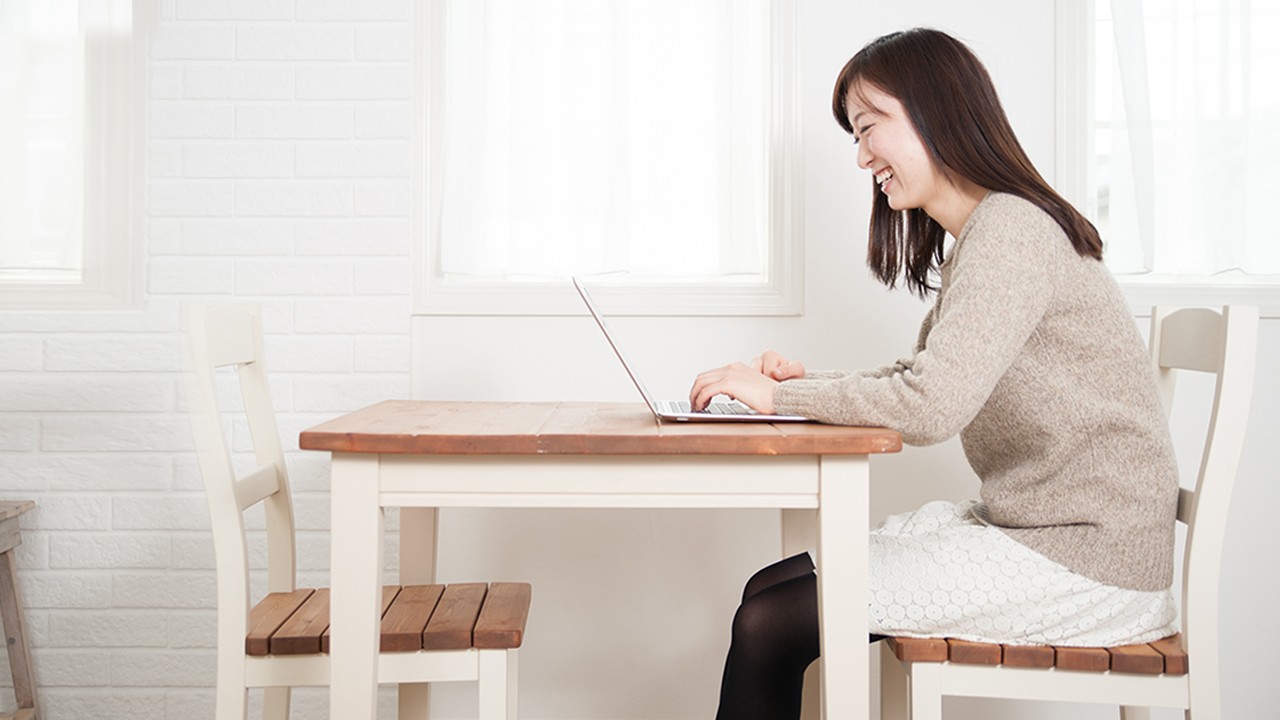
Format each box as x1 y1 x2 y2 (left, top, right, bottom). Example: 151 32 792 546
831 28 1101 298
701 29 1181 720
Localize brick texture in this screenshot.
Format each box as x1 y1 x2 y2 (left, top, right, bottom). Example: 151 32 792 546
0 3 413 716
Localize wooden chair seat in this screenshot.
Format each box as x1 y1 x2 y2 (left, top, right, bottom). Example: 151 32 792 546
885 633 1188 676
247 582 531 657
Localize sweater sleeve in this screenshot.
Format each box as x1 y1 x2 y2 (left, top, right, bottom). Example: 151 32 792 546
773 199 1058 444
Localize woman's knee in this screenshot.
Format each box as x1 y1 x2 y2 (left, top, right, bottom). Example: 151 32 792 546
730 574 818 656
741 552 814 601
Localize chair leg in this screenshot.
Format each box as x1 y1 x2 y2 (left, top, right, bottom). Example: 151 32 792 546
505 650 519 719
215 682 249 720
0 550 38 717
477 649 516 720
1119 706 1152 720
907 662 943 720
879 643 908 720
262 686 291 720
213 652 249 720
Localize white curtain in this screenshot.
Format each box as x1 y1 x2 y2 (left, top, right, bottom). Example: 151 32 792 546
0 0 131 275
1102 0 1280 275
434 0 772 282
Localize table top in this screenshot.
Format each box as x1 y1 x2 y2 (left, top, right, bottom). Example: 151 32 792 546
299 400 902 456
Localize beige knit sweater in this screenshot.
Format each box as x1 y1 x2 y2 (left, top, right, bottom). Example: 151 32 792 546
774 193 1178 591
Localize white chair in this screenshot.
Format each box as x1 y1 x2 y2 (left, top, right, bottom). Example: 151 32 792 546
879 305 1259 720
185 303 529 720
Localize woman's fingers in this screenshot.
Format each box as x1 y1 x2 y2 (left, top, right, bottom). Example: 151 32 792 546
689 364 737 410
689 362 778 413
773 359 806 380
758 350 806 381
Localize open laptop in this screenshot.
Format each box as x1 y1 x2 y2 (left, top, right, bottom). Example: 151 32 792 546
573 277 810 423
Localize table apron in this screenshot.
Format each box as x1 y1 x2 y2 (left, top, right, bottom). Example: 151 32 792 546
369 454 828 509
380 492 819 509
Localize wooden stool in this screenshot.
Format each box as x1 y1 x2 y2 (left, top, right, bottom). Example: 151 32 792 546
0 501 36 720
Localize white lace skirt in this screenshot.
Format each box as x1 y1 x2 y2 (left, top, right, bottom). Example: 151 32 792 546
868 500 1178 646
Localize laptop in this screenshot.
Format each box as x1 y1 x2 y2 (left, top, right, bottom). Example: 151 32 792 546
572 277 810 423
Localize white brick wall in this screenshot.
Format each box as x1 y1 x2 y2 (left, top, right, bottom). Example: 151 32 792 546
0 2 412 716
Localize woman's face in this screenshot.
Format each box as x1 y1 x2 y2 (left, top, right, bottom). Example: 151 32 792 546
845 83 942 213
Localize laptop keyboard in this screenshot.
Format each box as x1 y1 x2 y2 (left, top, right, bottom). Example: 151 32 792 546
670 400 758 415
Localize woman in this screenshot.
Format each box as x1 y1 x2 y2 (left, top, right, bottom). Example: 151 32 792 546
690 28 1180 720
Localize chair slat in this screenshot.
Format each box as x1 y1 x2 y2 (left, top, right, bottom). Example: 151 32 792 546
246 589 313 656
887 637 948 663
474 582 532 649
1051 645 1111 672
234 463 282 512
380 585 446 652
1109 642 1166 675
1158 307 1225 373
423 583 488 650
947 638 1000 665
1150 633 1188 675
271 589 331 655
1001 643 1055 668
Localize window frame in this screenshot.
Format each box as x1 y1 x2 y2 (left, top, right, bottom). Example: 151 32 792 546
411 0 803 317
0 0 150 312
1054 0 1280 317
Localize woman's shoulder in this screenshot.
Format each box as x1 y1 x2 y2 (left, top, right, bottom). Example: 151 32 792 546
955 192 1074 260
967 192 1063 236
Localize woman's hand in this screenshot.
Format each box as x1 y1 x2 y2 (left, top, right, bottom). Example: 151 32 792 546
688 351 805 413
753 350 806 381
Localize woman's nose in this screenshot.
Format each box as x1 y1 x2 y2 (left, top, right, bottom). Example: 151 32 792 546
857 140 872 170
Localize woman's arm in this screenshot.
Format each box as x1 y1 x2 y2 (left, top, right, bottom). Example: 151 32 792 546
774 201 1059 443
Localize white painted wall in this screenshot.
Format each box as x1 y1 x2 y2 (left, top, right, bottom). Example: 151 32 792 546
0 1 1274 718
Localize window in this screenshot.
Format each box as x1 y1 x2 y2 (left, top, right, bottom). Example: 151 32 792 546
1057 0 1280 313
0 0 146 310
414 0 801 315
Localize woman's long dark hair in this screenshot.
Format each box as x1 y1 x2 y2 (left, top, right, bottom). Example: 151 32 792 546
832 29 1101 297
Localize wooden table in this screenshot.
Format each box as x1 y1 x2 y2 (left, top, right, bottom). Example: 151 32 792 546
300 401 901 719
0 501 37 720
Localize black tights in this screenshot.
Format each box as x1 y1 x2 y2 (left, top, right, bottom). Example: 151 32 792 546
715 553 818 720
715 553 884 720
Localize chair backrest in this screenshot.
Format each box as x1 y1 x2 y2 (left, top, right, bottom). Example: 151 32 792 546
1148 305 1257 698
186 304 298 638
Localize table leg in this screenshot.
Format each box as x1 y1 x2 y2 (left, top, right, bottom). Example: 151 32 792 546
398 507 439 719
330 453 384 720
400 507 439 584
781 508 816 558
815 455 870 720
